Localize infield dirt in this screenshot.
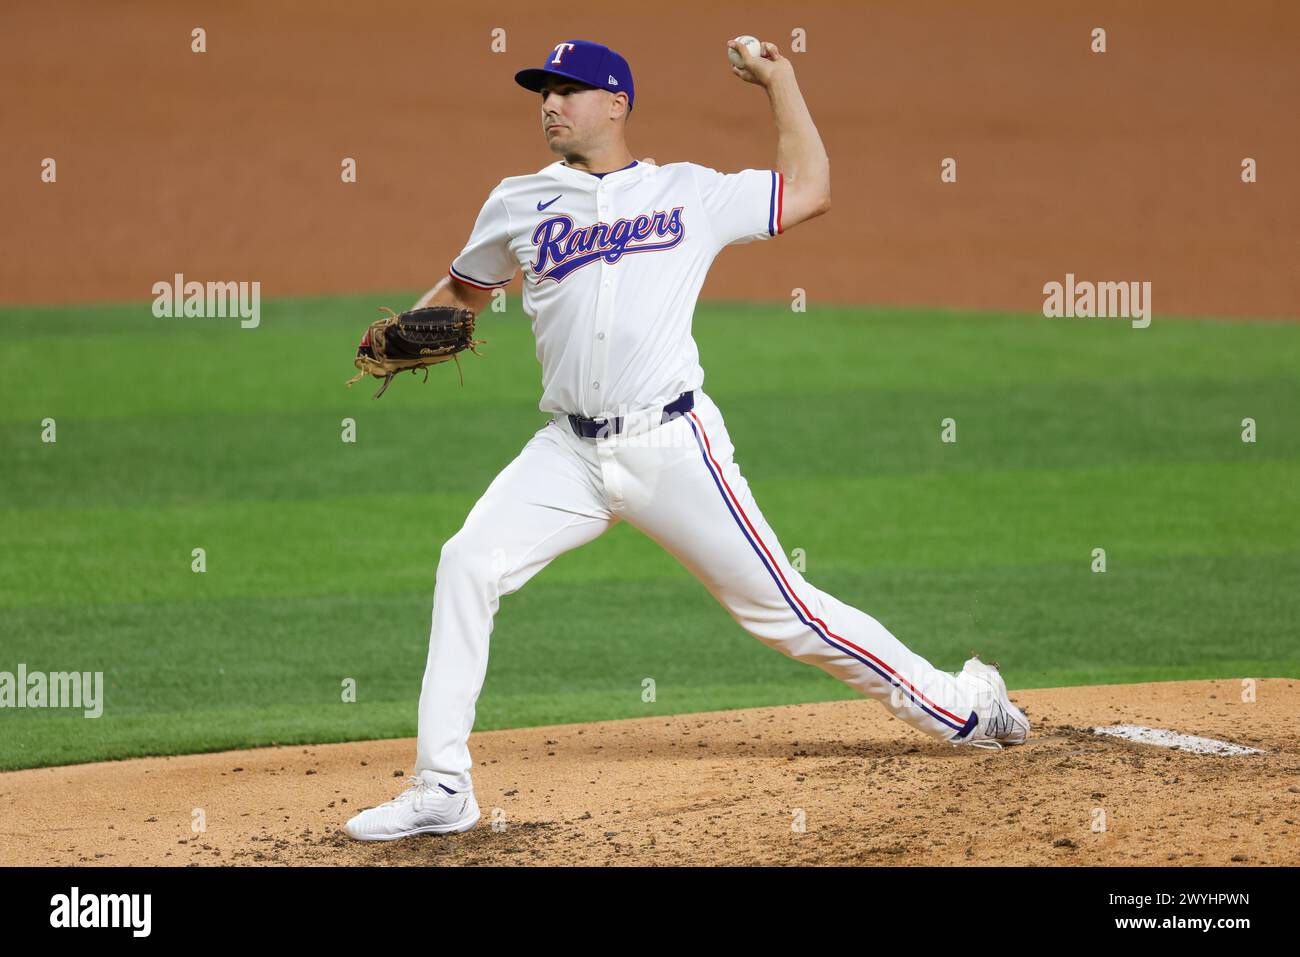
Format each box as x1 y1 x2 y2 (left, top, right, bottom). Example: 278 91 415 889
3 679 1297 866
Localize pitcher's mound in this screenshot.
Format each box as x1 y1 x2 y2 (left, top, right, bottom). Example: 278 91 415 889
3 678 1296 866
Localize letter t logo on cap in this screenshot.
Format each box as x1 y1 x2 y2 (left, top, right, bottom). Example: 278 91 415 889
551 43 576 64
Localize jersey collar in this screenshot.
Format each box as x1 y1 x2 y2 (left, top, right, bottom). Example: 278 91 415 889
549 159 640 183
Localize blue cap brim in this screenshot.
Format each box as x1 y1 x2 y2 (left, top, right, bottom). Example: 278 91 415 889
514 67 598 93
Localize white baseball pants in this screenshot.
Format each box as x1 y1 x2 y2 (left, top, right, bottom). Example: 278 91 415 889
416 390 979 790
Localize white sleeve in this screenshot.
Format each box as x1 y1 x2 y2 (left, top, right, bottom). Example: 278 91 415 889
449 188 517 289
690 164 784 247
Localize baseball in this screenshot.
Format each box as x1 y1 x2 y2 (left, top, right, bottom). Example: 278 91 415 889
727 35 762 68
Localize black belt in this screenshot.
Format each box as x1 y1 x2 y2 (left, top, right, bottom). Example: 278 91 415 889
567 390 695 439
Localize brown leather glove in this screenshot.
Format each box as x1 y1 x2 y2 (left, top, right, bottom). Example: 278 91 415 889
345 306 485 399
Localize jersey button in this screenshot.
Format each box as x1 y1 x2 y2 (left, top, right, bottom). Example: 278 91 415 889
592 381 600 389
597 332 605 340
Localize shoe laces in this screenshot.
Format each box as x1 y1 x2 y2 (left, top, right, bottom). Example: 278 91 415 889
382 775 441 812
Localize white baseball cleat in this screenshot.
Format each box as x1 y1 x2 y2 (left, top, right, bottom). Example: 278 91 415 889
951 656 1030 750
345 771 481 841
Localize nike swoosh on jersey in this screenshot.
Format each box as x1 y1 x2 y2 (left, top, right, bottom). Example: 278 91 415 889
537 194 562 211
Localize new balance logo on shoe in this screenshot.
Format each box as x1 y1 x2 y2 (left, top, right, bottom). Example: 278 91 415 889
985 701 1019 739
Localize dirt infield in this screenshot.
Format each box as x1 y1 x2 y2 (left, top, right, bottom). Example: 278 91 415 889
3 679 1296 866
2 0 1297 317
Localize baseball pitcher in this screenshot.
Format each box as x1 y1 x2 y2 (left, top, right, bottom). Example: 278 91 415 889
345 38 1029 841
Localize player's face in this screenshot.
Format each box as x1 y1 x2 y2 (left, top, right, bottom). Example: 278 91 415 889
539 80 616 153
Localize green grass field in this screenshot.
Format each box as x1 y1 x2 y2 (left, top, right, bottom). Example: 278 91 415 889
2 295 1297 770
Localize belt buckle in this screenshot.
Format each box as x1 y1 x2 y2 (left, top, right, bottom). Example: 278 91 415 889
568 413 622 440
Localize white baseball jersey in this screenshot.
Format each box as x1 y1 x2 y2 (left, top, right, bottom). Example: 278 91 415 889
449 160 785 418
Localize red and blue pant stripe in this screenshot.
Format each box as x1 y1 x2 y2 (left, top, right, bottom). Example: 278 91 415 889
685 410 975 737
